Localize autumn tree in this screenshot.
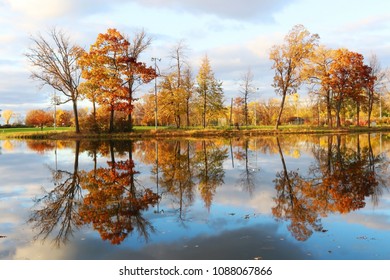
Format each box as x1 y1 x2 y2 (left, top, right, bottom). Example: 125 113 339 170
79 28 156 133
161 40 194 128
1 110 14 125
326 49 372 127
55 109 73 127
196 55 225 128
239 68 256 126
25 109 53 130
78 82 99 129
232 97 245 125
158 73 187 128
136 93 156 125
25 28 83 133
270 24 319 129
305 46 335 127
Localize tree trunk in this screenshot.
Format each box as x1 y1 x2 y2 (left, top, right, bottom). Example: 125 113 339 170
367 91 374 128
244 96 248 127
72 99 80 133
127 82 134 131
275 94 287 130
186 99 190 127
335 101 342 128
203 91 207 128
326 92 332 128
356 101 360 126
109 109 115 133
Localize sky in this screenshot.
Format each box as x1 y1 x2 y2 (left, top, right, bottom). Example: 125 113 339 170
1 0 390 123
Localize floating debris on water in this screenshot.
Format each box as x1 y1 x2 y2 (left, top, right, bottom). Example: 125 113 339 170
356 236 376 240
239 235 250 240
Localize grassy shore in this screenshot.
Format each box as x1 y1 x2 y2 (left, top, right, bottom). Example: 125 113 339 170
2 125 390 140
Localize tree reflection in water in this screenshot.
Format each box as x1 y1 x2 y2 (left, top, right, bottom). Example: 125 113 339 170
272 134 388 241
79 141 159 245
28 141 83 246
194 140 228 210
26 134 388 247
29 140 159 246
232 138 260 196
135 139 228 219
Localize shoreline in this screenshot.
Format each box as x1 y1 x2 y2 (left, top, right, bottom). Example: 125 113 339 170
2 126 390 140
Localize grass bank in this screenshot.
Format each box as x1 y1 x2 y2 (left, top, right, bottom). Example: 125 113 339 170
0 127 73 139
2 125 390 140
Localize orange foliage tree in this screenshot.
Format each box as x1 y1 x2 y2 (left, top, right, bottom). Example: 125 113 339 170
25 109 53 130
270 24 319 129
325 49 375 127
78 28 156 133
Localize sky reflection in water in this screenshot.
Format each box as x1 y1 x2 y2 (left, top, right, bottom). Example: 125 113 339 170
0 134 390 260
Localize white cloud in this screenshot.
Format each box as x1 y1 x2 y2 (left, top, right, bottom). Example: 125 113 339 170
129 0 295 21
4 0 72 19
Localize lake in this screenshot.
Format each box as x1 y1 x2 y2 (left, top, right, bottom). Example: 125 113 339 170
0 133 390 260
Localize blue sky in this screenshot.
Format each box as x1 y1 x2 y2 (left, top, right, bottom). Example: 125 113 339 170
1 0 390 122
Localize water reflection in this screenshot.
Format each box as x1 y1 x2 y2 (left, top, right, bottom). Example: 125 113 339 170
28 141 83 246
4 133 388 259
273 134 388 241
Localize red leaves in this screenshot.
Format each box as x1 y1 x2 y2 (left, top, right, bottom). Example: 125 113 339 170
78 28 157 131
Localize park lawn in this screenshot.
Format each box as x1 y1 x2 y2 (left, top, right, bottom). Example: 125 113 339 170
0 127 73 133
0 127 74 139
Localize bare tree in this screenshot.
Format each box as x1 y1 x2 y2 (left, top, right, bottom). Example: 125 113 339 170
25 28 83 133
169 40 189 88
125 29 153 129
368 54 387 126
239 68 256 126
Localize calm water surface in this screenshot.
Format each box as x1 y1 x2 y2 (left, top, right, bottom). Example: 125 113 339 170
1 134 390 260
